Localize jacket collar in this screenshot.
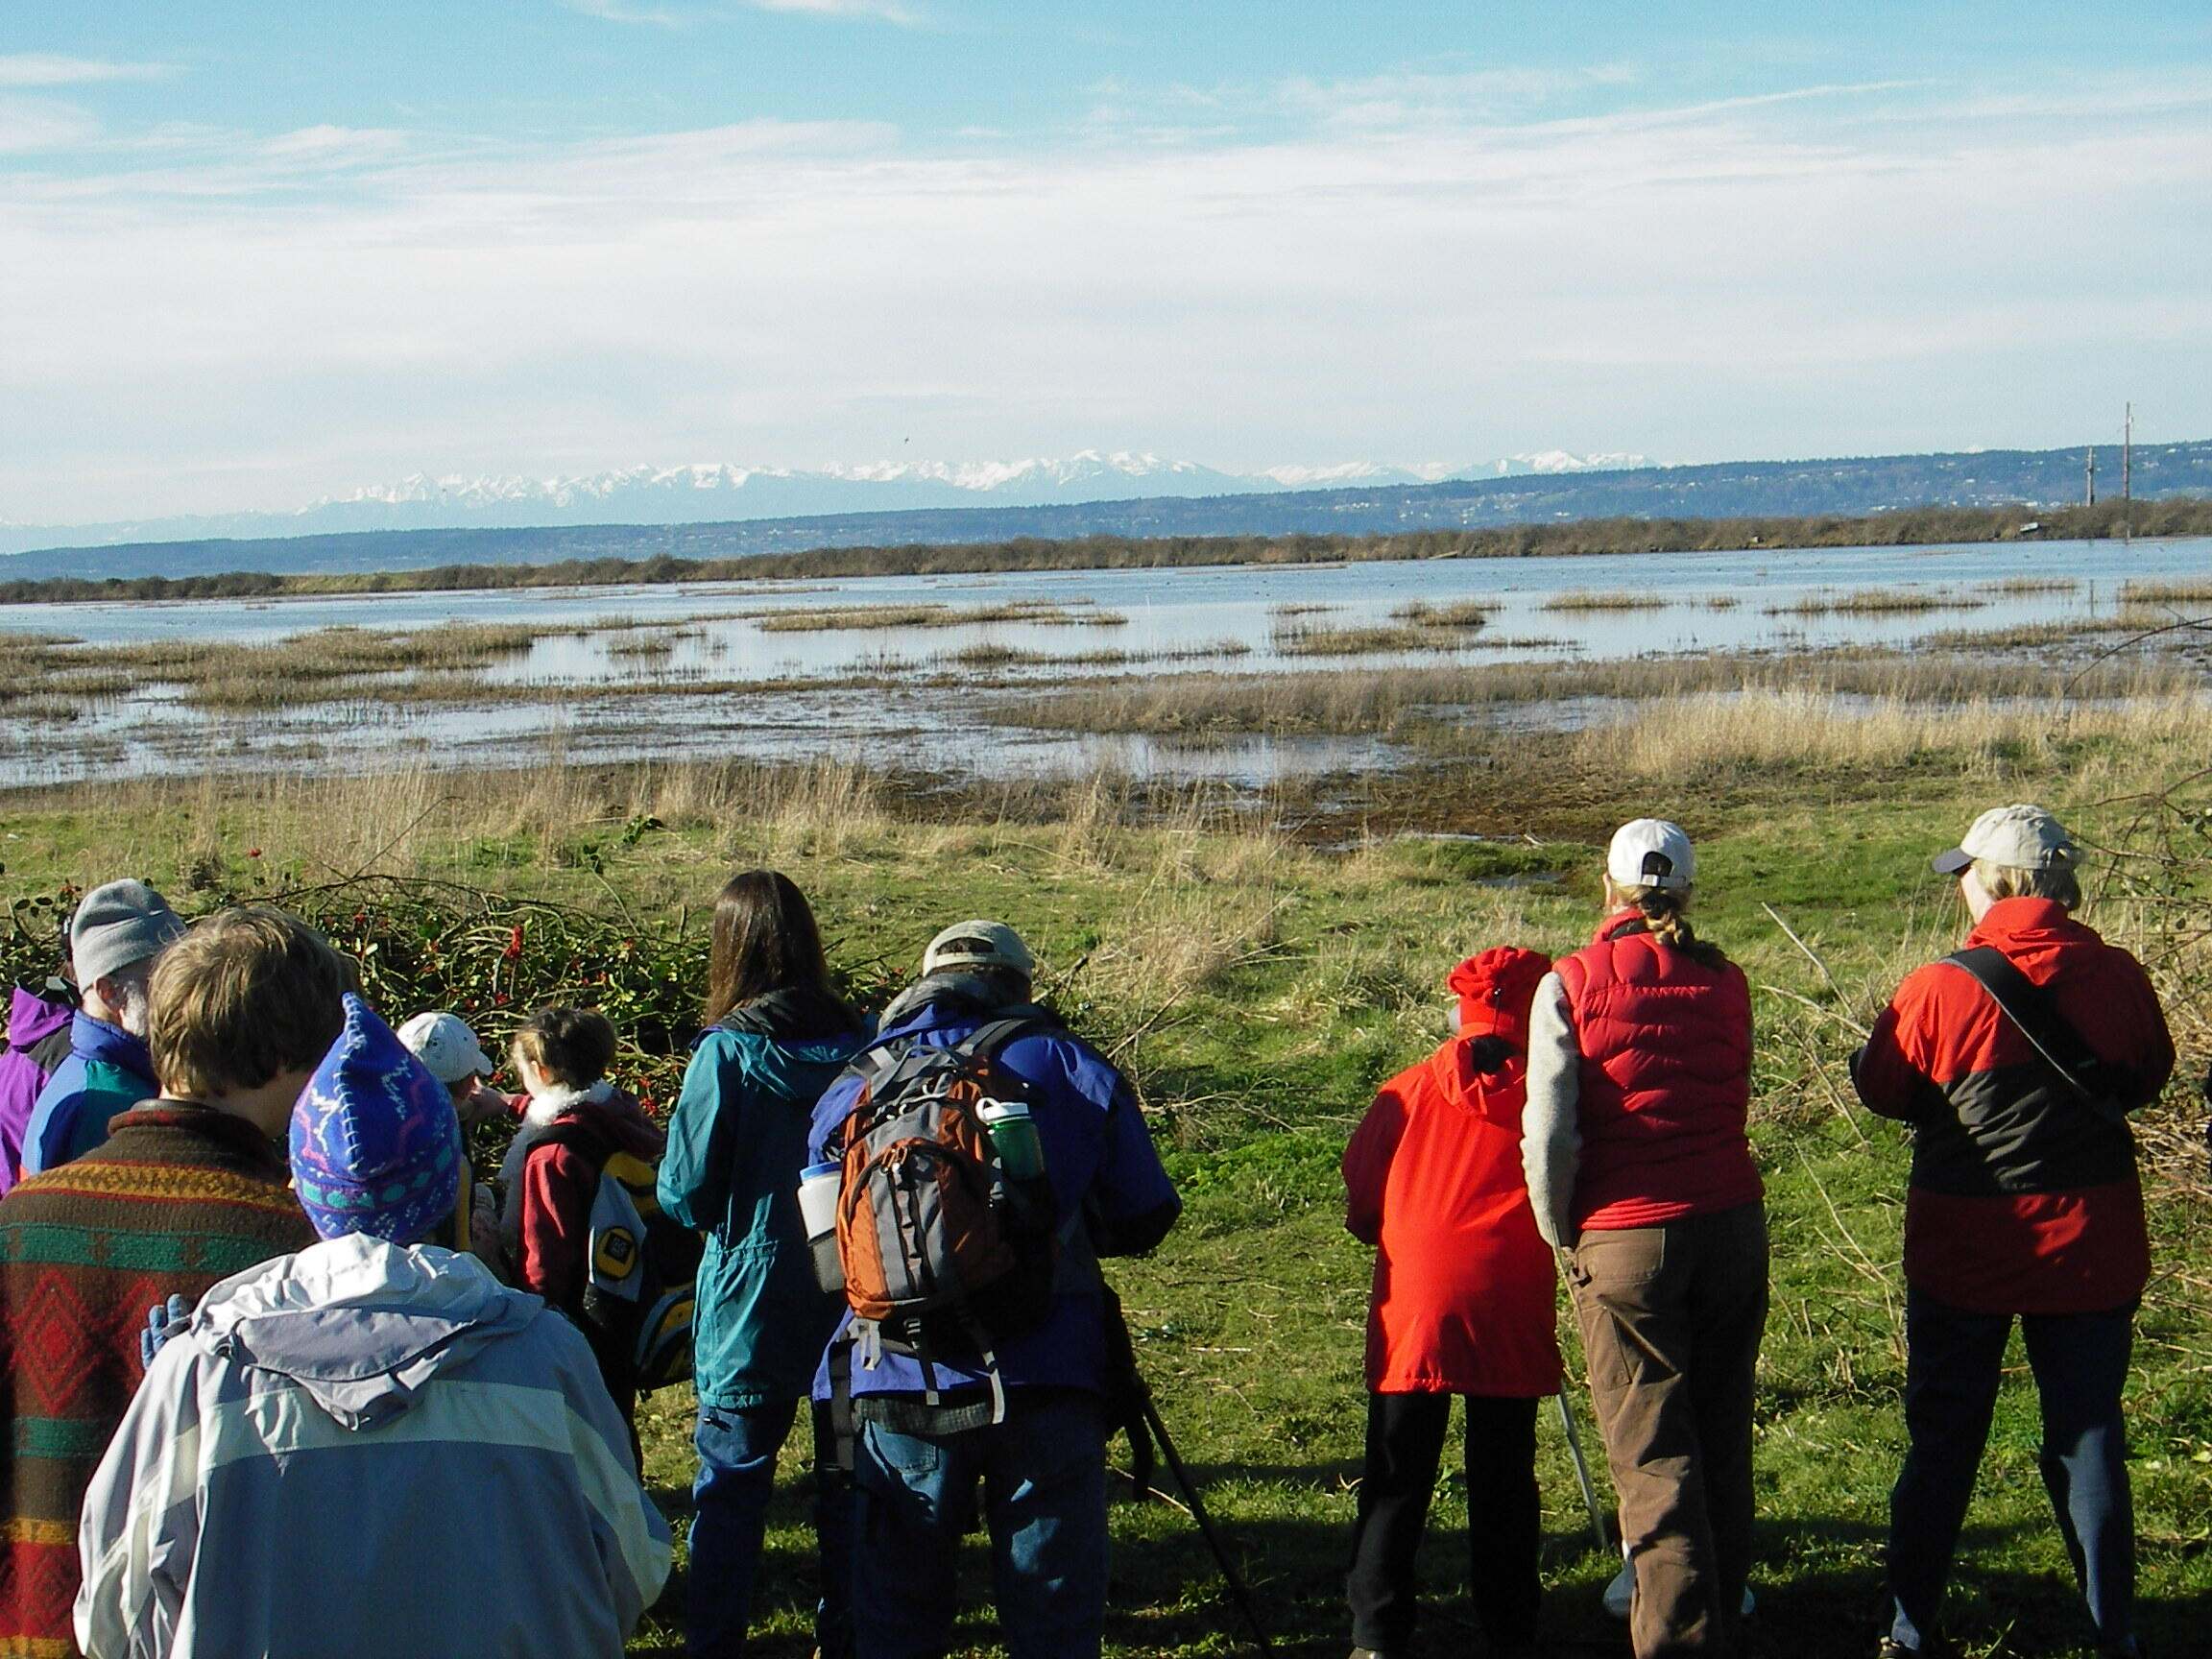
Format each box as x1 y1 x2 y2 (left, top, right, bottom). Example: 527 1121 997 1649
108 1099 291 1174
878 971 1051 1036
1592 907 1650 945
70 1009 155 1077
1963 895 2085 949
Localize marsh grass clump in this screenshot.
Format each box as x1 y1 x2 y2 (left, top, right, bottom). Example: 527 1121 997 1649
1271 598 1498 658
1541 589 1672 613
1767 587 1989 616
758 598 1128 633
2119 577 2212 606
54 622 549 710
1386 598 1501 626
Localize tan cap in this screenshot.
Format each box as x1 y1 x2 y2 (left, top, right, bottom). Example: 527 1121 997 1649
1932 804 2079 876
1606 819 1695 892
922 920 1036 979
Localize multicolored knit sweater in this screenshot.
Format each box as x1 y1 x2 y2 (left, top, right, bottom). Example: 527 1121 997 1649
0 1102 314 1657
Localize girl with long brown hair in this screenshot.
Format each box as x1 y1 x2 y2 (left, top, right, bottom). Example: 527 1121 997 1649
657 871 868 1659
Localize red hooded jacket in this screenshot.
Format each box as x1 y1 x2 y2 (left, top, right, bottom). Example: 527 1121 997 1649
1342 948 1564 1397
1853 897 2172 1313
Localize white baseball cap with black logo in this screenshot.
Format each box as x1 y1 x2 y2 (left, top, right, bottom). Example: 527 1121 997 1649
1931 804 2078 876
1606 819 1695 892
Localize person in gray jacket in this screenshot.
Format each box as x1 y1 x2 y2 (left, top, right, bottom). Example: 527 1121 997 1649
74 994 671 1659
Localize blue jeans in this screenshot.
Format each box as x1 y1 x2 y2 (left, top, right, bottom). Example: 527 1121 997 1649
689 1399 854 1659
1887 1291 2138 1651
852 1389 1109 1659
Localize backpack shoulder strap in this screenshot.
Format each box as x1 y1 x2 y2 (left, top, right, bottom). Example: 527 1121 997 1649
1941 947 2127 1124
957 1015 1047 1061
530 1116 619 1169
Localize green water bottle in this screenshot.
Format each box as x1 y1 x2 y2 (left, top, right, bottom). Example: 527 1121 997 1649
975 1097 1045 1183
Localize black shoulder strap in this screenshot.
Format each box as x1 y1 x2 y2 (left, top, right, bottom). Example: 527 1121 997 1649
958 1015 1046 1061
1941 948 2128 1126
531 1116 619 1169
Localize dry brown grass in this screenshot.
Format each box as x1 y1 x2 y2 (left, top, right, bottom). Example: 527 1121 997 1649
1572 685 2212 783
991 648 2197 739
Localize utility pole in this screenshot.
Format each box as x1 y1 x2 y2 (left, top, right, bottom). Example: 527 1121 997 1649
2122 402 2132 544
2084 446 2096 506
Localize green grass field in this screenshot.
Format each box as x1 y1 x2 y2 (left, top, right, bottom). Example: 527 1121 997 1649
4 739 2208 1659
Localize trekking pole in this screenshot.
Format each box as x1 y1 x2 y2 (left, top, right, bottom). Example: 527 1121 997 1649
1100 1287 1272 1656
1553 1388 1613 1557
1133 1387 1275 1657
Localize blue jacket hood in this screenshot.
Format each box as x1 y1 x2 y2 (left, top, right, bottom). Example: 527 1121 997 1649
190 1235 543 1430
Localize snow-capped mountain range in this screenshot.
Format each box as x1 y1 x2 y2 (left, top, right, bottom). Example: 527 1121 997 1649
0 448 1649 556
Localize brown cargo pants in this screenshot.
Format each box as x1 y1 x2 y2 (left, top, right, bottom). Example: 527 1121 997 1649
1567 1201 1769 1659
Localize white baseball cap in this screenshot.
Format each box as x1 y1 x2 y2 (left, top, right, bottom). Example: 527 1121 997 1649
395 1011 495 1084
922 920 1037 979
1606 819 1695 892
1932 805 2079 876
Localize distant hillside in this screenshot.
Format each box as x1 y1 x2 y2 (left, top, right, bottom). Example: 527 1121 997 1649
4 439 2204 582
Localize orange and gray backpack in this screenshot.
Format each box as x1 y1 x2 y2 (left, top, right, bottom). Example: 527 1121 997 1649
823 1015 1075 1426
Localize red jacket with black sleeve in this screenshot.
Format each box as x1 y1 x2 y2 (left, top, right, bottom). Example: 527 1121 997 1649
1852 897 2173 1314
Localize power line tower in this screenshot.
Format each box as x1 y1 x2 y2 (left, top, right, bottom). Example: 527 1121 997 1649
2084 446 2096 506
2122 402 2132 545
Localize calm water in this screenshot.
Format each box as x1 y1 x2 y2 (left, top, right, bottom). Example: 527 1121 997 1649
4 536 2204 786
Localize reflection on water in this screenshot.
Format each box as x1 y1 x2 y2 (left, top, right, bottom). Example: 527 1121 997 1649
2 537 2203 786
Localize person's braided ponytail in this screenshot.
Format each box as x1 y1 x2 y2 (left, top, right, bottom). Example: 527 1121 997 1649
1621 884 1729 969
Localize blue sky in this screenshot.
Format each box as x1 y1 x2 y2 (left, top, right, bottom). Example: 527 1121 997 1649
4 2 2210 522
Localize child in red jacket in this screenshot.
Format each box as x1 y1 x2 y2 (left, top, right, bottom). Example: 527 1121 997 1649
500 1005 665 1430
1341 947 1562 1659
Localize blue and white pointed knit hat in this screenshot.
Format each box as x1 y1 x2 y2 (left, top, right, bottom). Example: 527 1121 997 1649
291 993 462 1243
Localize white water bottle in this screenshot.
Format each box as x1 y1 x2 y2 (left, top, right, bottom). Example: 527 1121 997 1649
797 1161 845 1293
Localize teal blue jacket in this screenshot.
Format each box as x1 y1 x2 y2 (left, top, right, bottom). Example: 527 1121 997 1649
658 1022 867 1410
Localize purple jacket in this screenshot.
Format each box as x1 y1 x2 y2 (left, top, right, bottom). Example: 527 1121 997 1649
0 985 75 1196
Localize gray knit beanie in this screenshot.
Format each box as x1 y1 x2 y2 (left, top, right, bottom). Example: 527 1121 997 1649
69 880 186 989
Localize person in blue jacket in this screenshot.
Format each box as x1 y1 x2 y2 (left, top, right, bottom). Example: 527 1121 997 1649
658 871 870 1659
807 919 1181 1659
23 880 185 1175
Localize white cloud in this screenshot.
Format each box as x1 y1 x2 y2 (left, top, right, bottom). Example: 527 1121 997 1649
0 97 98 154
0 54 172 88
0 73 2206 520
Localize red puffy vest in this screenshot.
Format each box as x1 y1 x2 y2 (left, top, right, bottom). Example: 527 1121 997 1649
1554 911 1762 1232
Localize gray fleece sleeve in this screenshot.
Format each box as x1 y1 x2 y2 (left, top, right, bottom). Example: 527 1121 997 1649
1520 969 1582 1250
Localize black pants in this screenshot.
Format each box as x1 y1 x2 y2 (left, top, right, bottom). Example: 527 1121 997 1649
1346 1391 1542 1652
